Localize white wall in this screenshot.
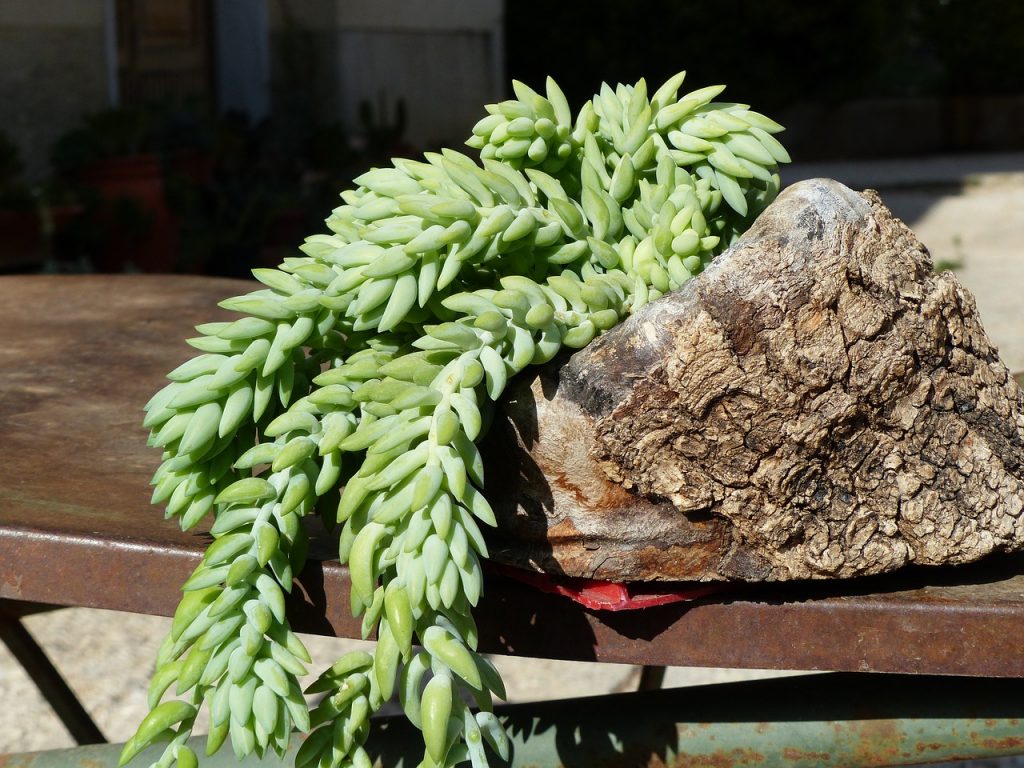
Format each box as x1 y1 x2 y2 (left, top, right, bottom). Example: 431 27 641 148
0 0 109 180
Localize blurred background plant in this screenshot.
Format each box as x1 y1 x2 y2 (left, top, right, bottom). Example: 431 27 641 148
0 128 84 272
506 0 1024 159
0 128 42 272
0 130 33 209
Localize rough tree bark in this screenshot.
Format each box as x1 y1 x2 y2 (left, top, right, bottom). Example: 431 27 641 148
482 178 1024 582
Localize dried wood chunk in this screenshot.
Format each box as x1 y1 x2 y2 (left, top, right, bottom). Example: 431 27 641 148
485 179 1024 582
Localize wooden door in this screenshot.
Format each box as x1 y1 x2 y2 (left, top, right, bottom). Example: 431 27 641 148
116 0 214 107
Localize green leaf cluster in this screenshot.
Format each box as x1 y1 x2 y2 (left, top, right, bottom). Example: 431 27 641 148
130 72 788 768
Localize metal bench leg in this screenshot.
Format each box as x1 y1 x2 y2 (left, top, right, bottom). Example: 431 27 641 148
637 665 666 691
0 604 106 744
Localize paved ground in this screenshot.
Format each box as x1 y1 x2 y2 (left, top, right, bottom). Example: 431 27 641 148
2 155 1023 761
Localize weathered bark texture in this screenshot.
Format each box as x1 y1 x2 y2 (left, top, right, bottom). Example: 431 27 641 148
483 178 1024 582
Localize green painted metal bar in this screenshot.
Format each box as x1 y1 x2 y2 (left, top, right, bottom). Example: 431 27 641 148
5 673 1024 767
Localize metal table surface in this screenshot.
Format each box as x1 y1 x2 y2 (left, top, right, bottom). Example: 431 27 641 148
2 274 1024 679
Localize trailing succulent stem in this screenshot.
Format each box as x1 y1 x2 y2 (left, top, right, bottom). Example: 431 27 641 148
129 72 789 768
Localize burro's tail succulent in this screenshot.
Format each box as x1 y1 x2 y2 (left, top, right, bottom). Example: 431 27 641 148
126 72 790 768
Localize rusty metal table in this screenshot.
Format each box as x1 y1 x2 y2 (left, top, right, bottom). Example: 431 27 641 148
3 274 1024 766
